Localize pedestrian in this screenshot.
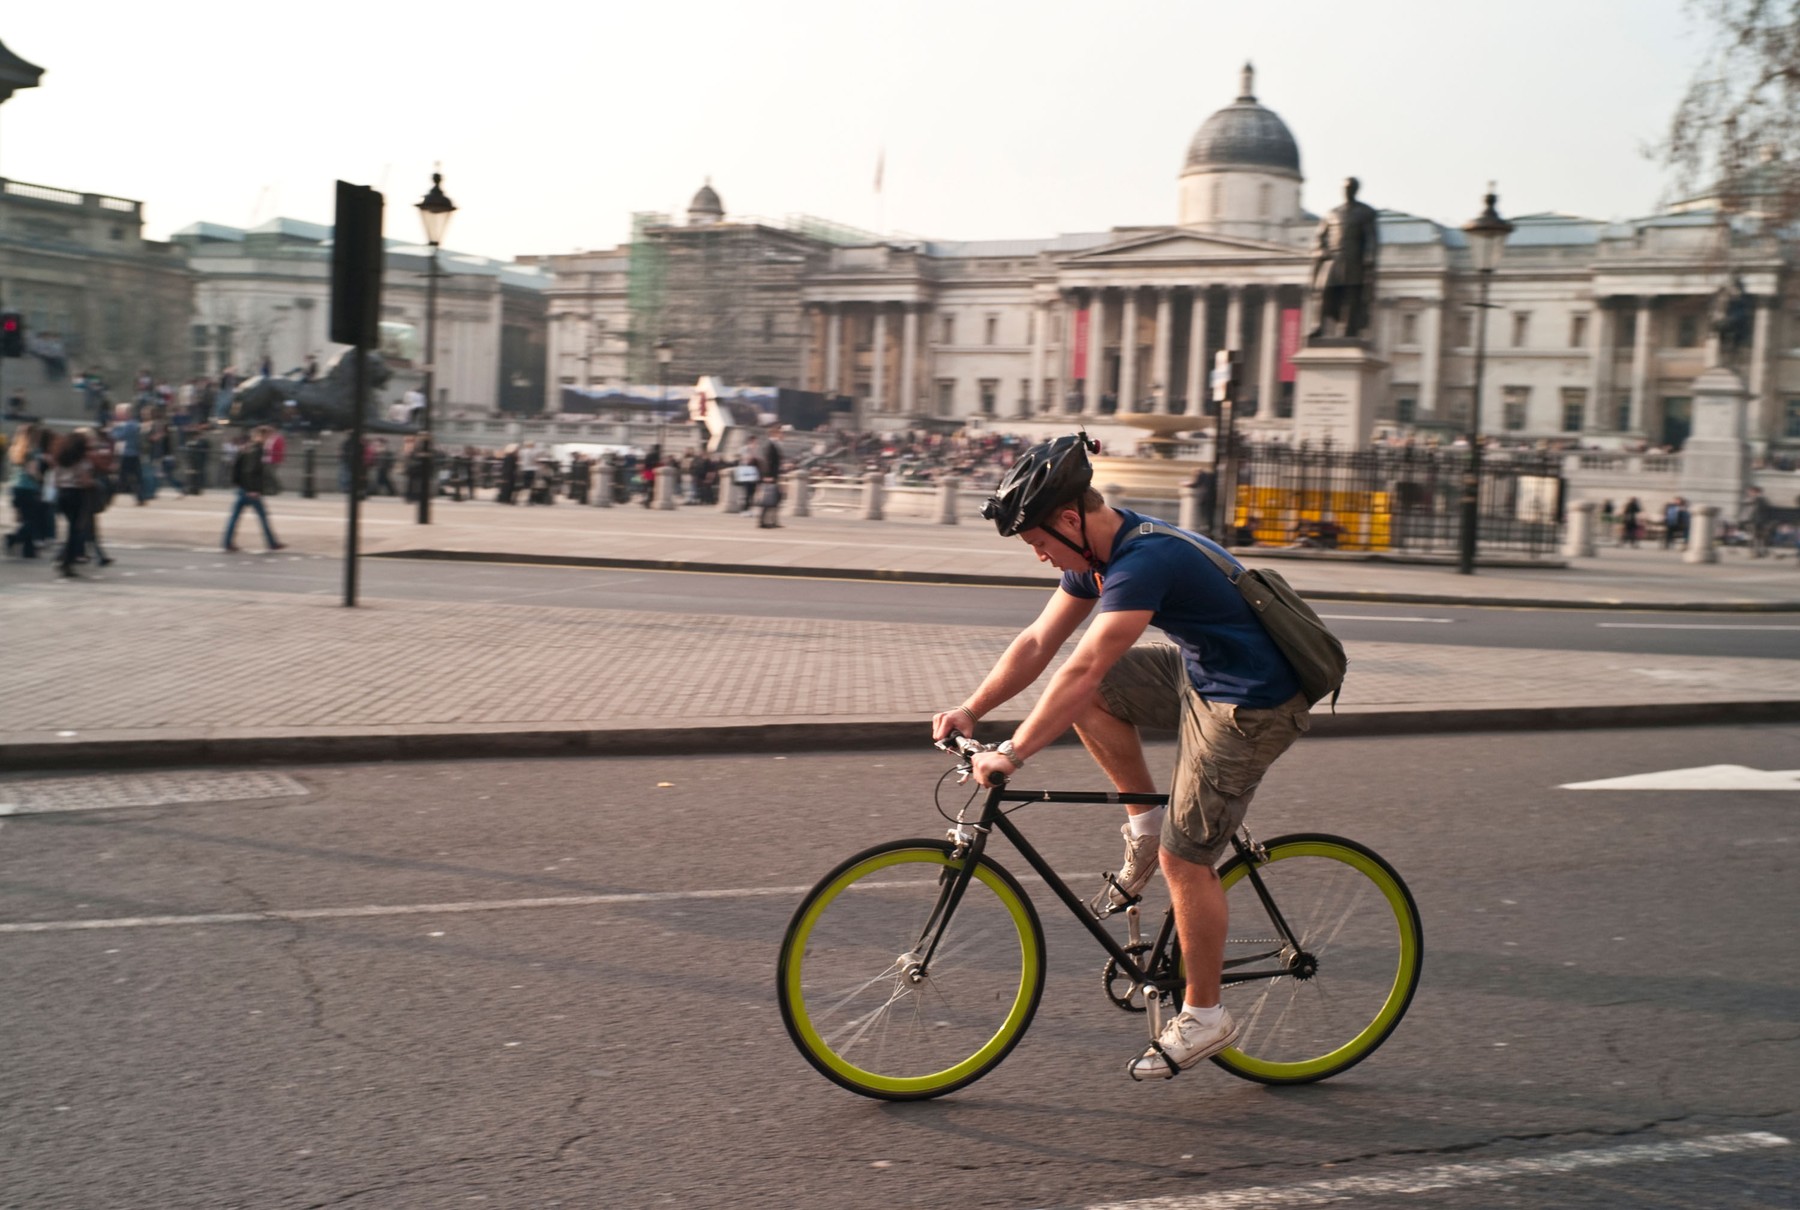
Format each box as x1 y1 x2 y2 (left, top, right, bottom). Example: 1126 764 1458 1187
1600 498 1615 543
756 425 784 528
375 439 399 496
1621 497 1642 547
6 422 49 558
937 433 1314 1081
1662 497 1687 549
223 426 287 553
518 441 539 499
497 444 519 504
109 403 147 504
1742 486 1771 558
49 429 97 578
264 424 286 495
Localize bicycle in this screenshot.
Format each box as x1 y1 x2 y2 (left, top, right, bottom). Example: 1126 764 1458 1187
776 733 1424 1100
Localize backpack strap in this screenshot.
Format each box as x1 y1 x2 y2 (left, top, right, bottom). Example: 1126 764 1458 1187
1136 520 1243 585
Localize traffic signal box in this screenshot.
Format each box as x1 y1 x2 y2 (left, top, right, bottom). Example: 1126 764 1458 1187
0 311 22 357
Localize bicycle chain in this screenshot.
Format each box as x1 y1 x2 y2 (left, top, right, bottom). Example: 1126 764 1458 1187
1102 943 1153 1013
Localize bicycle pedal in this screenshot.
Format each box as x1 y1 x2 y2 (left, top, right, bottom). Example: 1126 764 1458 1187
1091 873 1142 919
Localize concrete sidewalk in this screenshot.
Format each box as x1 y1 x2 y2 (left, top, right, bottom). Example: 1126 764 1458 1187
2 491 1796 771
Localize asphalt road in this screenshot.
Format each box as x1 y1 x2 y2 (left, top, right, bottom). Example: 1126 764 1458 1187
67 544 1800 661
1 726 1795 1208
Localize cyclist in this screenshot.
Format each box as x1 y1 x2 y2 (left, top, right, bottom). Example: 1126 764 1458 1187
932 432 1310 1081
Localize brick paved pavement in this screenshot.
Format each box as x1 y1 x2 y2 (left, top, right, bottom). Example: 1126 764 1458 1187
2 491 1795 767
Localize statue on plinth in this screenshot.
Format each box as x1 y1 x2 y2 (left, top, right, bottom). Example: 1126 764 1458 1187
1708 274 1753 370
1308 177 1380 343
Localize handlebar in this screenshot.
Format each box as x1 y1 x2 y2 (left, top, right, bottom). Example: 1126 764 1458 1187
935 730 1006 787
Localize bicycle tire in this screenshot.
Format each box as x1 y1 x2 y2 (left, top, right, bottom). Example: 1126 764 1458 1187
1208 832 1423 1085
777 838 1046 1101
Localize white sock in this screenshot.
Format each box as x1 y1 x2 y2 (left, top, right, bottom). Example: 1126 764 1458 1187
1182 1002 1223 1026
1126 806 1165 838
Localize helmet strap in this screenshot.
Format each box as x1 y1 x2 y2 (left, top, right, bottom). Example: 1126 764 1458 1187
1044 506 1101 570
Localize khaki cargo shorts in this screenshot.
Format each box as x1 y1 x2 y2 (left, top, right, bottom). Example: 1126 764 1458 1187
1097 643 1310 866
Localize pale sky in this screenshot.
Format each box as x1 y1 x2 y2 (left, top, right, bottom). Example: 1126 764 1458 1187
4 0 1705 262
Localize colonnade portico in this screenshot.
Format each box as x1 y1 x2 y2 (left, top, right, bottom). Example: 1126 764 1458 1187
804 299 925 416
1058 281 1301 420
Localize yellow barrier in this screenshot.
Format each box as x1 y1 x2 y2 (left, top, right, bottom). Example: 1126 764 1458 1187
1234 487 1393 551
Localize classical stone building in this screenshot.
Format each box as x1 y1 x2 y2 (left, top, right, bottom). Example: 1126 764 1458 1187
0 176 193 409
177 218 550 414
539 63 1800 453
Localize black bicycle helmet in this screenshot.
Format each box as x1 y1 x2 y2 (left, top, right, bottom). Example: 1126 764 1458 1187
981 431 1098 537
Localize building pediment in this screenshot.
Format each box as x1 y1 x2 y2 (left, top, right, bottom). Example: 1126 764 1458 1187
1059 227 1304 267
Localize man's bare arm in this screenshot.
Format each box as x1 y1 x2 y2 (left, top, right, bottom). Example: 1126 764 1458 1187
1009 608 1153 761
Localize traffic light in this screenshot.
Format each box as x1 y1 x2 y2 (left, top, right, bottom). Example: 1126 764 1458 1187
0 311 22 358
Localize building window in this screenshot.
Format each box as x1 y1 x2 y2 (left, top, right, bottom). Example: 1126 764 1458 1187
1511 312 1531 348
1258 182 1272 217
1618 311 1637 347
936 378 956 416
1210 179 1222 218
191 324 209 349
1569 313 1588 348
1456 312 1474 347
1616 393 1632 431
978 379 998 415
1399 311 1418 346
1785 397 1800 439
985 316 998 346
1561 387 1587 432
940 315 955 345
1395 396 1417 425
1019 378 1032 409
1502 385 1530 431
1676 313 1701 348
215 326 234 362
559 376 577 386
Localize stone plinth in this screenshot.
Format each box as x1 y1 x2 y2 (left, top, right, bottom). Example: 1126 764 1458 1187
1678 366 1749 515
1290 343 1387 451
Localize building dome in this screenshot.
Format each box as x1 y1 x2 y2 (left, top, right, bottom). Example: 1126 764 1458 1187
1183 64 1300 180
688 179 724 226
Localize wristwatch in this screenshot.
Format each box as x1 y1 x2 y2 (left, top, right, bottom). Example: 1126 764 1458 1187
995 739 1026 768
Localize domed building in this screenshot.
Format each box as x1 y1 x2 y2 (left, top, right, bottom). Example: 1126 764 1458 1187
541 65 1798 462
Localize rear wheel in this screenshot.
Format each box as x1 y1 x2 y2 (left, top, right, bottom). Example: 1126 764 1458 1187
777 839 1045 1100
1209 833 1423 1084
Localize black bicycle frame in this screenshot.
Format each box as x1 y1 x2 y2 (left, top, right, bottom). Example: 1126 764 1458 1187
918 781 1301 992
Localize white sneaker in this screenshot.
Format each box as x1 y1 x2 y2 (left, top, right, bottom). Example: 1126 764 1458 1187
1089 822 1161 915
1128 1007 1241 1081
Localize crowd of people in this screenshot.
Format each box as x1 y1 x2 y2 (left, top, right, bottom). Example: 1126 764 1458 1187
1599 487 1790 555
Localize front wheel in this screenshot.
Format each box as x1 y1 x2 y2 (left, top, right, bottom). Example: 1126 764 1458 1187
1210 833 1423 1084
777 839 1046 1100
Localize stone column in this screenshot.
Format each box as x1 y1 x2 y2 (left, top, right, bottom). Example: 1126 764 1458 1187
1257 287 1281 416
1562 498 1596 557
1629 296 1654 435
592 461 613 507
1684 503 1720 564
790 468 811 518
1224 285 1244 352
871 304 888 413
937 476 958 524
1152 287 1174 413
1119 288 1140 412
1053 292 1073 412
825 305 843 399
862 470 885 521
1419 299 1442 420
1748 296 1773 448
900 304 918 414
1589 300 1617 430
1085 289 1107 416
1029 298 1048 415
1185 287 1209 414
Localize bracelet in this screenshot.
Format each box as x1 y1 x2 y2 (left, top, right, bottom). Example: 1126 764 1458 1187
996 739 1025 767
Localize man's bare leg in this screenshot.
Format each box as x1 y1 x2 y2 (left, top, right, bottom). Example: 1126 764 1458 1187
1161 848 1227 1007
1072 692 1156 815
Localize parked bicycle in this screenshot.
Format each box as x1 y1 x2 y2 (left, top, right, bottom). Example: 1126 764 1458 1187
777 734 1424 1100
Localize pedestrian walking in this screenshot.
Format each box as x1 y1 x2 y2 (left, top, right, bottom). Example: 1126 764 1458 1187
6 422 51 559
756 425 784 528
49 429 97 578
1621 497 1642 548
222 426 287 553
1742 486 1771 558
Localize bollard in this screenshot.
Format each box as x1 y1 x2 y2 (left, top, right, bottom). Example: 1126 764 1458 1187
302 442 318 499
1562 499 1596 558
1179 484 1202 533
862 471 885 521
791 469 811 518
593 463 613 507
721 471 743 513
654 464 677 510
937 476 959 525
1683 503 1719 564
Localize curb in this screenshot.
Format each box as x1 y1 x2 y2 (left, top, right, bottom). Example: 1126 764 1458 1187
371 548 1800 613
4 700 1798 772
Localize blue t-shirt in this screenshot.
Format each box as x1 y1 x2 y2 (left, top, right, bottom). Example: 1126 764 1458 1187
1061 508 1301 707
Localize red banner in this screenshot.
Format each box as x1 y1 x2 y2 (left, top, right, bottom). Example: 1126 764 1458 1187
1072 308 1091 380
1279 308 1302 383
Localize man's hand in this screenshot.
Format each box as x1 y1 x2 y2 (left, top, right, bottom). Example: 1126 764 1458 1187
970 749 1018 788
931 705 976 742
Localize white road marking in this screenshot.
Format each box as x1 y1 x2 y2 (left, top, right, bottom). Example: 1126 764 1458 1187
1076 1132 1790 1210
1561 764 1800 791
1317 614 1454 624
1597 622 1800 631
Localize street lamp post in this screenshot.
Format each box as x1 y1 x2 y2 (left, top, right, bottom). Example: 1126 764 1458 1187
415 171 457 524
654 337 674 455
1457 187 1512 575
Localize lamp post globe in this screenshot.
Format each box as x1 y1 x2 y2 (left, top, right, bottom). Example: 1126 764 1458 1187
415 171 457 524
1457 187 1512 575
